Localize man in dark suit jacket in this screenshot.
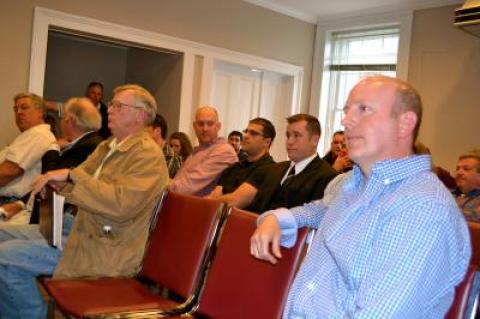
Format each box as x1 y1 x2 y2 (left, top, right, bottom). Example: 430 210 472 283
84 82 110 139
217 114 337 213
43 96 103 171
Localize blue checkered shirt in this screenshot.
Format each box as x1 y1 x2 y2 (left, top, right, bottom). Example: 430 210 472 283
266 155 471 318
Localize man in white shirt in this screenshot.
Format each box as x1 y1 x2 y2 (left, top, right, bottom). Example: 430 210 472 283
0 92 57 204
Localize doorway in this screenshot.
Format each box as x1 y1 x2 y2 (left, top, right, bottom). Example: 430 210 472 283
44 31 183 133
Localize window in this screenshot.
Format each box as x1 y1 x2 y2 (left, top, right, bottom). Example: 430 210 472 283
319 26 400 153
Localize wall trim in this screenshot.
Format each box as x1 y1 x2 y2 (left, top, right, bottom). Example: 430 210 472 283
30 7 303 132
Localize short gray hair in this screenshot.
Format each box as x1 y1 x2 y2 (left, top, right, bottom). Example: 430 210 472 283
113 84 157 125
64 97 101 132
459 150 480 173
13 92 46 117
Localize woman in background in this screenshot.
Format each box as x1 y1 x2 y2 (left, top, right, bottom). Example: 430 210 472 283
169 132 193 163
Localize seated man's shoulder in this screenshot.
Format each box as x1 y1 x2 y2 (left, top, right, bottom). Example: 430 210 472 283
81 132 103 147
247 161 289 187
13 123 55 146
403 171 455 202
135 132 163 152
260 160 289 175
210 140 238 155
386 171 461 221
311 157 338 177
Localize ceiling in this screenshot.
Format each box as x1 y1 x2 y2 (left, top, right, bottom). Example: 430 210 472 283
244 0 464 23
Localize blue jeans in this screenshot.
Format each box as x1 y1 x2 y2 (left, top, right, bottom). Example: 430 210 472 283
0 214 74 319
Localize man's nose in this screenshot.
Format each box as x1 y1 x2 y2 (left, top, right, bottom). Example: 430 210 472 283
341 111 353 129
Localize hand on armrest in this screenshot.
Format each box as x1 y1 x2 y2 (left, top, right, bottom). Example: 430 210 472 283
250 214 282 264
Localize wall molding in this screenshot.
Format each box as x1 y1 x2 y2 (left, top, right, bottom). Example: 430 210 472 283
30 7 303 132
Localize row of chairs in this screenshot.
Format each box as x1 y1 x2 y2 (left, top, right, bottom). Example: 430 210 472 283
40 191 480 318
41 191 311 318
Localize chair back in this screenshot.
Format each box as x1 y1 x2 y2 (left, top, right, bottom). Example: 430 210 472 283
446 266 480 319
195 207 309 319
468 222 480 267
140 191 225 301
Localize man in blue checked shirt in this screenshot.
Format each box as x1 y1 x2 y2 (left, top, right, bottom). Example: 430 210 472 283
250 76 471 318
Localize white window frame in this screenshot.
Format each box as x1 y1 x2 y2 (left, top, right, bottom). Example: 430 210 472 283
309 11 413 155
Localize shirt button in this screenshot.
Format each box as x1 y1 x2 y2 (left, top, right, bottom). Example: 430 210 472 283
384 178 390 185
307 282 316 290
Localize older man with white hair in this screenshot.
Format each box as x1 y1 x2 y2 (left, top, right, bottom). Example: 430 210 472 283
0 84 168 319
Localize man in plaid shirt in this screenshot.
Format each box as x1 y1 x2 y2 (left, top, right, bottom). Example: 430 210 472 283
251 76 471 318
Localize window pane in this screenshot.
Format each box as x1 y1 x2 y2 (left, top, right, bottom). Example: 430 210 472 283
320 26 399 155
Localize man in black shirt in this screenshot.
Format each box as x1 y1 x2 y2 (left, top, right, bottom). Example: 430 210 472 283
217 114 337 213
209 118 276 198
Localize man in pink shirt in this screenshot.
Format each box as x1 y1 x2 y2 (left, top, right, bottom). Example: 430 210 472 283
168 106 237 196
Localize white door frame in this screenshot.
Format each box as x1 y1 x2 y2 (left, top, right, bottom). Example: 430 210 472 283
29 7 303 135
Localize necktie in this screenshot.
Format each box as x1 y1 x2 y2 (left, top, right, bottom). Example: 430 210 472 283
282 165 296 185
287 166 295 177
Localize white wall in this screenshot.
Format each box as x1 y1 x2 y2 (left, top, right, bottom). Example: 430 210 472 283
408 5 480 171
44 33 128 103
0 0 315 148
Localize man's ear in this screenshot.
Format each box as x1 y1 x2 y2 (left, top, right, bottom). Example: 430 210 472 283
264 137 273 148
398 111 417 138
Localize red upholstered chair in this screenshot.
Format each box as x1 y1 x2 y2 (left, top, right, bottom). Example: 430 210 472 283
468 222 480 268
445 266 480 319
124 207 311 319
43 191 226 318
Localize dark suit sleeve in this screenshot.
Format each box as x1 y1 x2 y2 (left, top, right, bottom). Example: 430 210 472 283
310 164 338 200
58 134 102 169
245 164 271 188
41 150 60 173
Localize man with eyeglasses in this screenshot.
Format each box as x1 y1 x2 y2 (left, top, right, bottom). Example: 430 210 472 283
169 106 237 196
0 84 168 319
216 114 337 213
209 118 276 199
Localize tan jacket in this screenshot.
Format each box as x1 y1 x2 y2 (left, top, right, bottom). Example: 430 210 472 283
54 129 168 278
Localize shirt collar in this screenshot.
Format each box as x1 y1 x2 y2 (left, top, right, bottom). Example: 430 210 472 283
349 154 432 189
108 129 148 153
69 131 95 147
61 131 95 155
193 137 225 152
292 153 318 175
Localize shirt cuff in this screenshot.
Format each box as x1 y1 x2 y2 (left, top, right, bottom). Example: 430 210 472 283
258 207 298 248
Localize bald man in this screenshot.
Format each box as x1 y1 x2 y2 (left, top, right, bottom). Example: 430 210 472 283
169 106 237 196
251 76 470 318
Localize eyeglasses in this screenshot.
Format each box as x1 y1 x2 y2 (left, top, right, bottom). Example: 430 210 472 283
243 128 264 137
107 100 145 111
